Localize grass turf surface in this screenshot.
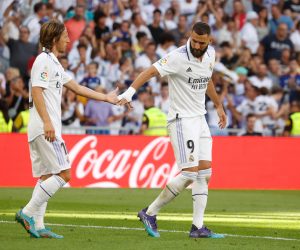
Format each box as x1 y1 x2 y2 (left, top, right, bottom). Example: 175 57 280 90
0 188 299 250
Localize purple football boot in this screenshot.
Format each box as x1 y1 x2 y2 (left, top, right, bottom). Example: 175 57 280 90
137 208 160 237
189 224 225 238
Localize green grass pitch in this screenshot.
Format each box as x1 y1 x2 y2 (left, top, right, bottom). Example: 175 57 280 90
0 188 299 250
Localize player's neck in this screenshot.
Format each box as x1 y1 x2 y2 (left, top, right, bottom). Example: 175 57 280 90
51 46 59 58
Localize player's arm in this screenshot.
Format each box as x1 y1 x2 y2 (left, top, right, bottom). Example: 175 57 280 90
206 80 227 129
117 66 160 106
64 79 119 104
32 87 55 142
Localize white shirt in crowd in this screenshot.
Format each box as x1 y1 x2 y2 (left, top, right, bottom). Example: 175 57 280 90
23 14 41 44
240 22 259 54
28 50 72 142
249 75 273 90
290 30 300 52
153 39 216 121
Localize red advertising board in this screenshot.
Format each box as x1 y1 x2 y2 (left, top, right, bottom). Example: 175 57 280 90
0 134 299 189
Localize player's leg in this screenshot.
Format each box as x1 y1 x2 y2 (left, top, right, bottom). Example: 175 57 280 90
189 116 224 238
17 136 70 238
138 117 199 237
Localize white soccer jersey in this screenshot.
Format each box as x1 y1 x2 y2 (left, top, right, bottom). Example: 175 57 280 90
28 49 72 142
153 40 215 121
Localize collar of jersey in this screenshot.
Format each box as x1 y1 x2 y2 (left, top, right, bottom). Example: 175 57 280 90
42 47 60 64
186 38 209 63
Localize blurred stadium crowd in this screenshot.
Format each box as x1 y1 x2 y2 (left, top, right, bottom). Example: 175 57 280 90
0 0 300 136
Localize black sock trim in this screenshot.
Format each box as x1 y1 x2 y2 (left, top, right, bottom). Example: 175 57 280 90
166 185 178 197
192 193 208 196
40 185 52 197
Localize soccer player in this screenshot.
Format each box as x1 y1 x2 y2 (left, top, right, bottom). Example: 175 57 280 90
15 20 119 239
118 22 227 238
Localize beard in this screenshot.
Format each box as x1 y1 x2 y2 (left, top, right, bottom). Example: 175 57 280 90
190 42 208 58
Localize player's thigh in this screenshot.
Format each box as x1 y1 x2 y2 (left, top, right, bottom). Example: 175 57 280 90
30 135 70 177
168 116 201 170
198 116 212 163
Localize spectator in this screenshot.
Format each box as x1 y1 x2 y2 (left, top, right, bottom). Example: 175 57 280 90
170 15 188 46
140 94 167 136
13 98 29 133
70 43 89 82
65 4 89 50
279 60 300 99
61 89 84 128
220 41 239 70
283 0 300 19
2 25 37 78
259 23 294 63
144 0 165 25
124 88 149 134
148 9 164 44
290 20 300 52
269 4 294 34
267 59 281 87
135 41 158 70
133 31 149 56
80 62 102 90
232 0 247 30
84 86 115 134
5 76 28 120
249 63 273 90
130 12 152 45
163 7 177 31
241 113 263 136
156 32 176 59
93 10 110 42
256 6 269 41
240 11 259 54
155 81 169 115
22 2 47 44
0 99 13 133
283 101 300 136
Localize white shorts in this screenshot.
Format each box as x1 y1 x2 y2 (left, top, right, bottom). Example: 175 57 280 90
167 116 212 170
29 135 70 178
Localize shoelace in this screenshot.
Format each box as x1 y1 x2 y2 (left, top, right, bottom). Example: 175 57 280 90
202 226 212 234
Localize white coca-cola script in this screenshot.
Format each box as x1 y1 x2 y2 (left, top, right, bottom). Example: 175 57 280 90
68 136 178 188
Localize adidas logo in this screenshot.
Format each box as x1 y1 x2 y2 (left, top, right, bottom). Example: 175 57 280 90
55 72 59 77
186 67 192 72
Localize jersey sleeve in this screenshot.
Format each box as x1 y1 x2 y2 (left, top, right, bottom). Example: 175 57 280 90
31 59 50 88
153 51 179 77
61 70 72 85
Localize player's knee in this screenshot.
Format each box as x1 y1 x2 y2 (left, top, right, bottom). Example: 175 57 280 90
197 160 211 171
59 170 71 182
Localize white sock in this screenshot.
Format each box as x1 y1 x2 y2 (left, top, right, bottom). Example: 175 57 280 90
147 171 197 216
192 168 212 229
31 179 47 230
23 175 66 218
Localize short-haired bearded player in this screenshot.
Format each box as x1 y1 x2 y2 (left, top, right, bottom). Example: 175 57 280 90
118 22 227 238
15 20 119 238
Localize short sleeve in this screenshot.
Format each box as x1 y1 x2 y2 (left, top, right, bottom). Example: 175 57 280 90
153 51 179 77
31 60 50 88
61 70 72 85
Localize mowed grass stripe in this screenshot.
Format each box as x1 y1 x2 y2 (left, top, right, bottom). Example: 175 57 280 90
1 220 300 242
1 212 300 228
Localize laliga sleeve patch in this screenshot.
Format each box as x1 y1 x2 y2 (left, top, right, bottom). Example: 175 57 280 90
158 57 168 66
40 71 48 81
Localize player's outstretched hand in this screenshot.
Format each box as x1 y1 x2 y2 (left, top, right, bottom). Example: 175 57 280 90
117 87 136 109
106 87 119 104
216 106 227 129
